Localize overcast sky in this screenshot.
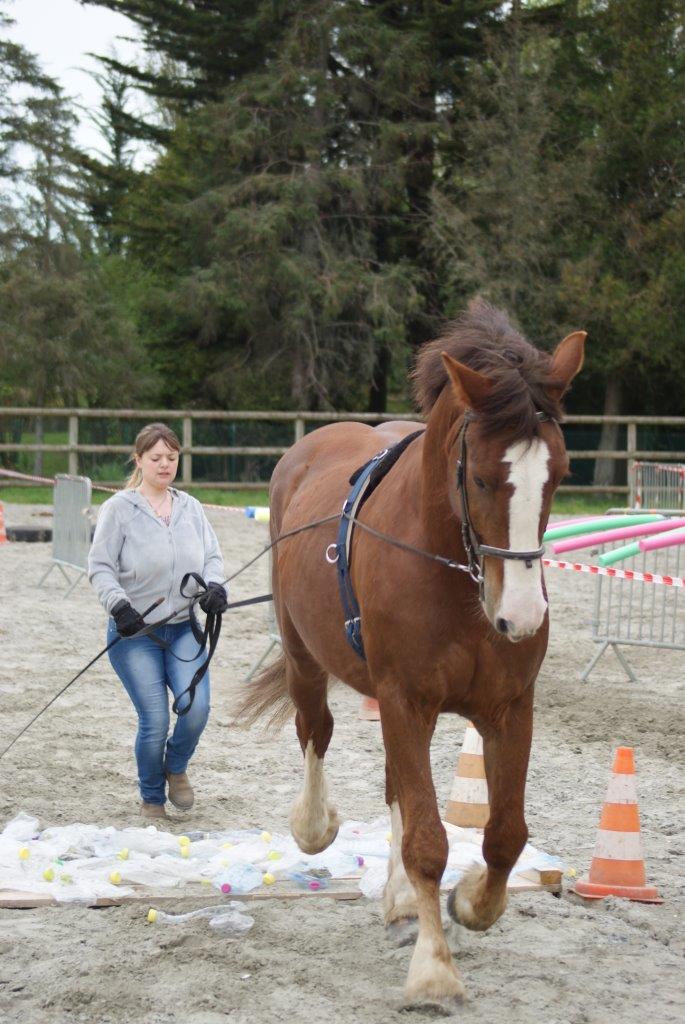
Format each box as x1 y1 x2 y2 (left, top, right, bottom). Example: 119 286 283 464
7 0 147 159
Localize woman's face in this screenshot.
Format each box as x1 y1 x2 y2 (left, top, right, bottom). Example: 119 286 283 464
136 439 179 488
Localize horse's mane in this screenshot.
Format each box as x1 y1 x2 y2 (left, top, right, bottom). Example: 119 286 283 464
412 298 563 440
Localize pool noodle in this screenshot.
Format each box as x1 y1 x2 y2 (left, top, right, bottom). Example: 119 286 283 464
599 524 685 566
547 515 604 530
552 517 685 555
639 526 685 552
543 514 663 543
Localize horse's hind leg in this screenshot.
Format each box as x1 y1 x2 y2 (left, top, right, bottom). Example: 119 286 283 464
380 694 464 1008
284 637 339 855
383 760 419 948
448 686 533 932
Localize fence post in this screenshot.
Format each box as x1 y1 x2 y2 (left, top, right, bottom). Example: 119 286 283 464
626 420 637 506
182 416 193 485
68 415 78 476
294 416 305 444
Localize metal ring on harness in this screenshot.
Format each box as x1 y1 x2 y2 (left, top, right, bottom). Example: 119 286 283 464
325 543 339 564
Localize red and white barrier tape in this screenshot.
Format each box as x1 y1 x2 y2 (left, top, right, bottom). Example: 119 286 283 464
543 557 685 589
0 468 244 512
2 468 682 583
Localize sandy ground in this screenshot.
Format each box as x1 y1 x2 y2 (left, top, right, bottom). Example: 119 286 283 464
0 502 683 1024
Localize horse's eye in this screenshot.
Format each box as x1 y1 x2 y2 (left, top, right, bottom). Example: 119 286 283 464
474 476 486 490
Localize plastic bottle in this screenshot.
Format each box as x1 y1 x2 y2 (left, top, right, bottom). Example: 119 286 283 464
287 871 329 892
146 903 254 934
212 862 263 895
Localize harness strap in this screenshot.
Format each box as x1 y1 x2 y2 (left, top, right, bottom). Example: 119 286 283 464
335 431 424 659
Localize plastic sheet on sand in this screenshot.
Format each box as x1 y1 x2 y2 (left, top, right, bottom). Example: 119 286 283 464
0 812 564 904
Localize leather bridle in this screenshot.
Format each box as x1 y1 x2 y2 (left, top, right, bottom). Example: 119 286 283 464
456 410 551 598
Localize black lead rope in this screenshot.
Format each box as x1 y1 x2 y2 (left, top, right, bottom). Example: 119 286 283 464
0 513 339 759
169 573 223 717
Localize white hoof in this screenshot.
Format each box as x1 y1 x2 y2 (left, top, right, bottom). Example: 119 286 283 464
403 934 465 1011
447 865 507 932
289 801 339 854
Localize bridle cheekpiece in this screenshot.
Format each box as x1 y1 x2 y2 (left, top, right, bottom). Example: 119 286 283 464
455 410 551 599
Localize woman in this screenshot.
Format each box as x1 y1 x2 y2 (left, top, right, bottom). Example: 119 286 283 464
88 422 228 820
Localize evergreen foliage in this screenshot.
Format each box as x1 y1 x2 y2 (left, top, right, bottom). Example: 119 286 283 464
0 0 683 424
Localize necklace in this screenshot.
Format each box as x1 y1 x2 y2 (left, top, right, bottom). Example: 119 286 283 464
140 488 171 518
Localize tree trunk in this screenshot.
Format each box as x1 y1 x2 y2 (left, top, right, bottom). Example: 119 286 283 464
291 347 308 410
368 346 390 413
593 377 622 487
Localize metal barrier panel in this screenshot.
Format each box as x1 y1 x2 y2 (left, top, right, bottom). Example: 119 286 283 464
53 474 92 571
38 475 93 596
582 522 685 681
632 461 685 510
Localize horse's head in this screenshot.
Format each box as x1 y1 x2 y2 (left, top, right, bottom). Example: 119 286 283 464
440 330 585 642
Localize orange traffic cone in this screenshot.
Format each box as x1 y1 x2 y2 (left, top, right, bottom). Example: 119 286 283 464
0 502 7 545
359 696 381 721
444 722 490 829
573 747 662 903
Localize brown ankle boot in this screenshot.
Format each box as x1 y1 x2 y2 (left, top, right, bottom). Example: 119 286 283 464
141 801 168 820
166 771 194 810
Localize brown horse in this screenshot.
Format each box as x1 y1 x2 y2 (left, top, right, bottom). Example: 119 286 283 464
238 300 585 1009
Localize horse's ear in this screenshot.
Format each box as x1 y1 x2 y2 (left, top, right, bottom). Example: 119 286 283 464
546 331 587 401
441 352 494 411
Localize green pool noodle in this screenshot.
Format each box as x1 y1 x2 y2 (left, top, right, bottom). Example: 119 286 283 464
598 540 641 566
543 514 663 543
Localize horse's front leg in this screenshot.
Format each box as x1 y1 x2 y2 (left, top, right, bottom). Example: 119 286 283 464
448 685 534 931
380 694 464 1009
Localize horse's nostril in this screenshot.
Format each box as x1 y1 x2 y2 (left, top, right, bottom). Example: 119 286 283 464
496 617 508 634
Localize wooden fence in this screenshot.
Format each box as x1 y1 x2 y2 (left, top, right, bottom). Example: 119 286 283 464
2 407 685 494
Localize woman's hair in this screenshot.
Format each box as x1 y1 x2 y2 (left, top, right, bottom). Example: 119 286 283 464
125 422 181 489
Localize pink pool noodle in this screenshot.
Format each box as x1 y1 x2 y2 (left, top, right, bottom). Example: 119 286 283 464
552 517 685 555
639 526 685 553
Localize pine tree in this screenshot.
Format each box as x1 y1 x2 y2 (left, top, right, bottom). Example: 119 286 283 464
556 0 685 479
109 0 503 410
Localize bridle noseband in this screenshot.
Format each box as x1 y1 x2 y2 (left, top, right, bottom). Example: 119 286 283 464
456 410 552 598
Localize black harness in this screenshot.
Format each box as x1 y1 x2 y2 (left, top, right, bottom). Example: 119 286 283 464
328 431 424 658
332 412 550 659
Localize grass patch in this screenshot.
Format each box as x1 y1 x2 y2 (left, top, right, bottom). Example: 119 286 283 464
4 483 618 516
551 492 625 516
0 485 270 507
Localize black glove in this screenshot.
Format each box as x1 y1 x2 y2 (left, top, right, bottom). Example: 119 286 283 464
199 581 228 615
112 600 146 638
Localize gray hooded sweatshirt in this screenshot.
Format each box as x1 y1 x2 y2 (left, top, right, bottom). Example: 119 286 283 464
88 488 227 623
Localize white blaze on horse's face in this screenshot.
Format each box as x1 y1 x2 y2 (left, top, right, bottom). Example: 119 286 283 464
495 439 550 641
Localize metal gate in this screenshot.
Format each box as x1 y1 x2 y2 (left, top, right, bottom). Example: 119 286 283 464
631 461 685 510
581 527 685 682
38 474 93 595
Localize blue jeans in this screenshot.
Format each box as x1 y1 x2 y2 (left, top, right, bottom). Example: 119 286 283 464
107 619 210 804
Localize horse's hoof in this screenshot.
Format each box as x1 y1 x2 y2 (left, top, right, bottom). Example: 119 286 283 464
400 993 465 1016
386 917 419 948
403 954 466 1013
447 866 506 932
291 818 339 855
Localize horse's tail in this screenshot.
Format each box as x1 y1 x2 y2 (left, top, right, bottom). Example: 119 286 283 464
233 652 294 730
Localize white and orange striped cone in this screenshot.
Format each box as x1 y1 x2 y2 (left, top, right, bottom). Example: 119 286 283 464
359 696 381 721
573 747 662 903
0 501 7 545
444 722 490 829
